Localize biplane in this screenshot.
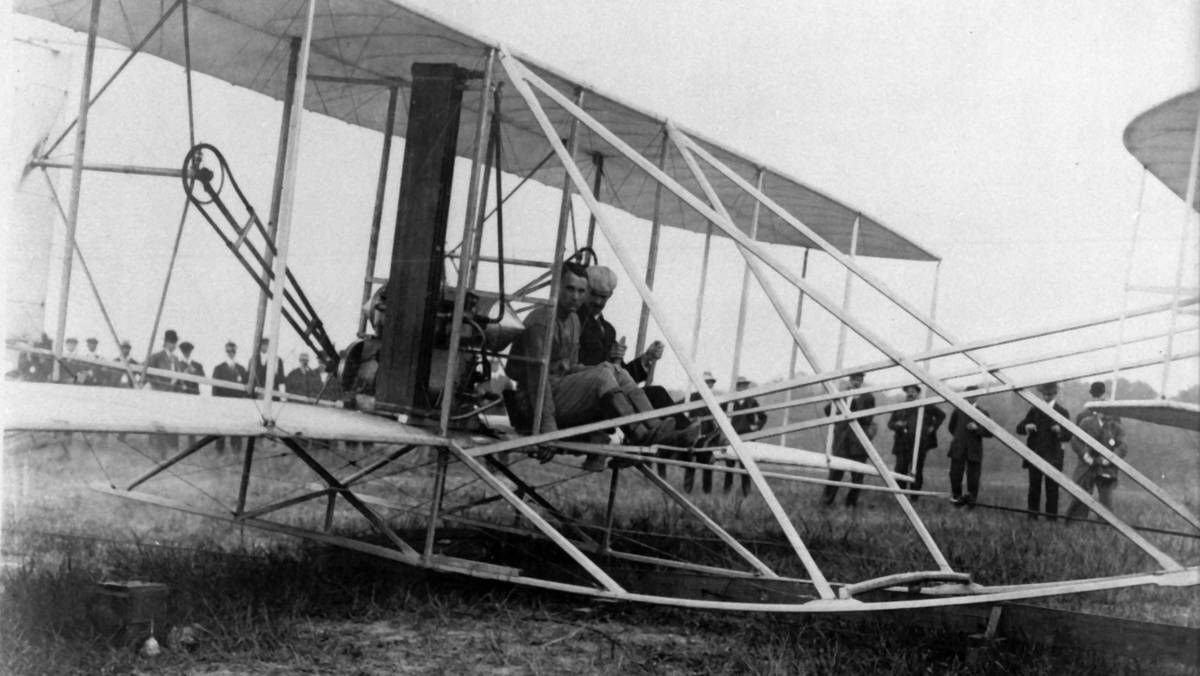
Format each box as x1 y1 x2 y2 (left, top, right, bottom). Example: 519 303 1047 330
4 0 1198 613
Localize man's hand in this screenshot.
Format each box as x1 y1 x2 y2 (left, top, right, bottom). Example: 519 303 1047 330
1025 423 1038 434
527 445 555 463
608 337 627 363
966 421 978 431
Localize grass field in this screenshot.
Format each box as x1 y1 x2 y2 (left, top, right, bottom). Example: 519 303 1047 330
2 429 1198 674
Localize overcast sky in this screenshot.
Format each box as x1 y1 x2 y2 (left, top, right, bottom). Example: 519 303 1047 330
6 1 1199 397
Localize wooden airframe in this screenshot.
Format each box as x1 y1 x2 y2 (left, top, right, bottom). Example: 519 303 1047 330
6 0 1199 612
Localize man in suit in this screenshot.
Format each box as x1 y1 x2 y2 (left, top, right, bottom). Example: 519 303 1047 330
251 337 285 396
212 340 249 454
821 371 877 508
1065 382 1127 519
887 384 946 492
285 353 324 400
146 329 183 456
178 341 205 448
724 376 767 496
78 337 102 385
947 386 993 508
60 337 82 383
1016 381 1072 520
108 339 139 388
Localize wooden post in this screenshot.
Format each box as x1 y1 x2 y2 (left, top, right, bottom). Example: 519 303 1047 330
728 169 765 389
1110 169 1147 399
1159 104 1200 398
601 467 620 553
530 87 584 435
424 449 449 562
779 248 810 445
585 153 604 248
261 0 316 416
507 63 830 596
438 50 496 433
690 225 714 369
635 132 668 365
907 263 941 476
249 37 300 393
52 0 102 381
825 216 859 458
357 85 400 337
235 437 256 515
671 128 952 572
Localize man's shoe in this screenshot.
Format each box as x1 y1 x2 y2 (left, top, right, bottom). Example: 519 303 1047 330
951 496 966 507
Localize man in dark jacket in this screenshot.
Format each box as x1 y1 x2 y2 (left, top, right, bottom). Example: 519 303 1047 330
723 376 766 496
685 371 720 493
212 340 249 454
887 384 945 492
1065 382 1127 519
947 386 993 507
285 353 325 400
822 372 876 507
1016 381 1072 520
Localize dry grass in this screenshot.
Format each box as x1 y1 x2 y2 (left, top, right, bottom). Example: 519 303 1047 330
2 430 1197 674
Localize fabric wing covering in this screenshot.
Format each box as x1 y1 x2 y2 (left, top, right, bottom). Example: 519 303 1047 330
1124 88 1200 213
17 0 938 261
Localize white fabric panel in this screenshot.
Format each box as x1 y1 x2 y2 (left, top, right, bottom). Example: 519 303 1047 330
16 0 938 261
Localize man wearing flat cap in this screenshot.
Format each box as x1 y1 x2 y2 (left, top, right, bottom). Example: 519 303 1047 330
1016 382 1072 520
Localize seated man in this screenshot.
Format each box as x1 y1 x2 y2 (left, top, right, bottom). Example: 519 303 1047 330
576 266 698 474
507 262 691 466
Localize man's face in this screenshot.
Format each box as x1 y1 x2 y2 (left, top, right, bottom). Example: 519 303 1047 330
300 356 309 368
164 340 177 352
904 387 919 401
848 375 864 390
260 341 269 354
120 346 131 357
559 271 588 314
86 341 97 352
586 285 612 314
1039 388 1056 402
226 344 237 359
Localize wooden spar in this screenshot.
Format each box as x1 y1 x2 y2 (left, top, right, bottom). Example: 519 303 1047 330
30 159 182 177
502 53 835 599
52 0 101 382
238 488 331 521
658 136 1192 566
585 152 604 247
307 73 406 87
601 467 620 552
1159 103 1200 398
750 347 1200 442
340 445 416 486
444 440 624 593
38 173 137 388
250 37 300 395
824 215 860 458
125 435 217 491
261 3 315 418
668 126 951 572
357 85 400 336
677 137 1200 541
633 464 779 578
281 438 420 556
690 225 714 369
635 132 668 373
1111 169 1148 398
907 262 941 477
43 0 183 157
728 169 765 389
235 437 255 514
439 49 495 434
779 249 810 444
531 87 584 435
423 449 449 562
517 73 1183 568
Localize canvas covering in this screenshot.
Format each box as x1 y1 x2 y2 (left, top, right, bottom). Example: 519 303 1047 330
1123 88 1200 213
17 0 939 261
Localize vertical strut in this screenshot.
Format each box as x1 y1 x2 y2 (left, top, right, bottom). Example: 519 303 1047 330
52 0 102 381
358 85 400 337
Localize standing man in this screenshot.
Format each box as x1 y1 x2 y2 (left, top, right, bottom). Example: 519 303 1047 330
146 329 183 457
251 338 285 396
286 353 324 401
60 337 81 383
78 337 102 385
110 339 139 388
887 384 946 493
724 376 767 496
821 371 877 508
212 340 249 454
1016 382 1072 520
1065 382 1127 519
947 386 993 508
685 371 720 493
178 341 205 448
